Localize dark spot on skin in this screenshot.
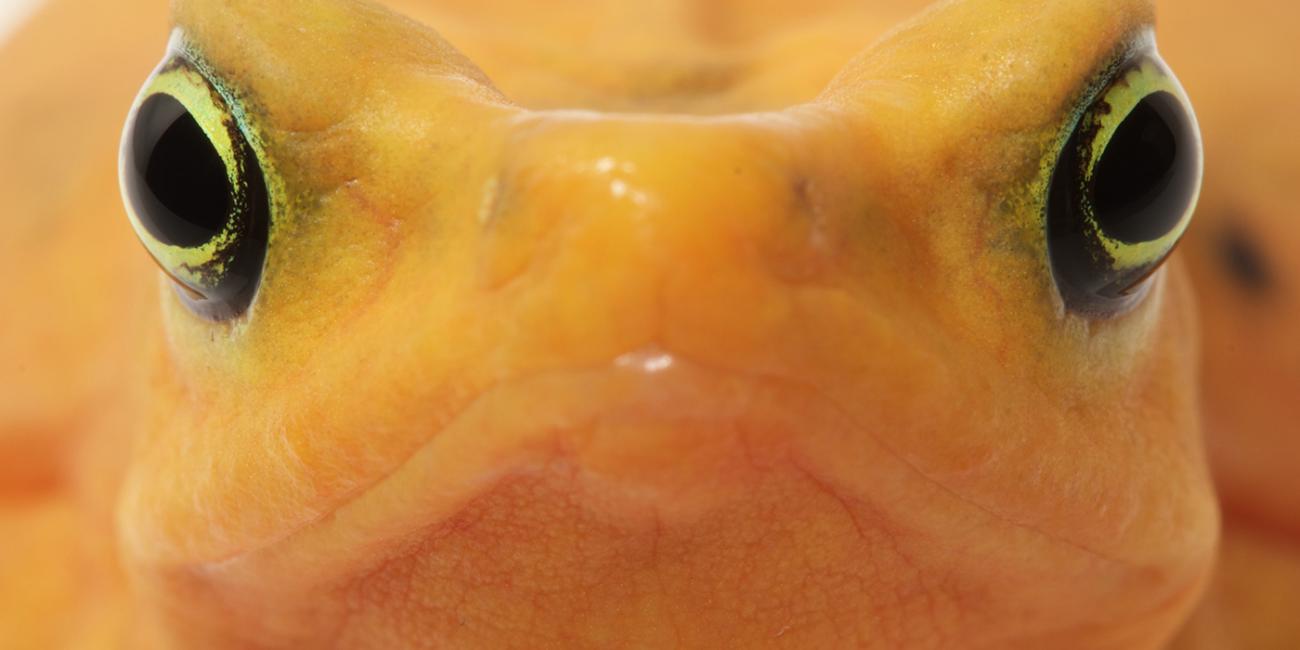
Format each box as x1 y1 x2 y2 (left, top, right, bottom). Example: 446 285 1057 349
1217 223 1274 296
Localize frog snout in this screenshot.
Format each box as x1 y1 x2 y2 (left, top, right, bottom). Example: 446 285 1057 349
470 115 875 377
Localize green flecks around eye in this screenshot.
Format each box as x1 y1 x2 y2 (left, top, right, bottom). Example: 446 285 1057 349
130 63 242 289
1045 33 1203 317
121 36 274 321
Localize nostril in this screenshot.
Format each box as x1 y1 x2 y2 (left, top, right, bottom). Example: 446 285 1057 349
1215 221 1274 298
475 147 663 292
476 173 538 290
759 175 843 285
476 169 566 291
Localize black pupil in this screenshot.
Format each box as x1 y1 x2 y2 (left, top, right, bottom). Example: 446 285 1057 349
128 93 231 247
1090 91 1197 244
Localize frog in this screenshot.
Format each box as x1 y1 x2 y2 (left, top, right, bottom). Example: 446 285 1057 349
0 0 1221 648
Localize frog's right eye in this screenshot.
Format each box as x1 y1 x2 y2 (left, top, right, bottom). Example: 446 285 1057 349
1047 48 1203 317
120 56 269 321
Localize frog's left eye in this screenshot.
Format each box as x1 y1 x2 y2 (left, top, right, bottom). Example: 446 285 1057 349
1047 50 1202 316
120 56 269 321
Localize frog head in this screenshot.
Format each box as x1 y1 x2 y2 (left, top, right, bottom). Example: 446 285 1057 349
117 0 1217 646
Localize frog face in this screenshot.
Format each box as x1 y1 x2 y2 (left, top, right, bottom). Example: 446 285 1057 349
116 0 1216 646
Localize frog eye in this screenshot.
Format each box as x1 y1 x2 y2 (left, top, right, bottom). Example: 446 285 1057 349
120 55 269 321
1047 50 1202 316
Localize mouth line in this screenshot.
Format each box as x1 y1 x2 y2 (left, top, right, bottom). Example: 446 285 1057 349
197 347 1125 575
196 347 850 569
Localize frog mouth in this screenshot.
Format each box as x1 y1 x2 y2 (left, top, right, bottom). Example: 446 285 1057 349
187 346 1133 584
179 347 938 574
126 347 1216 648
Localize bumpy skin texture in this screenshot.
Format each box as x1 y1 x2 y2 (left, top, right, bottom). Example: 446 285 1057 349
0 1 1225 648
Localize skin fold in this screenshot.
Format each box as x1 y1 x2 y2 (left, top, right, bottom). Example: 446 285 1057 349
5 0 1289 647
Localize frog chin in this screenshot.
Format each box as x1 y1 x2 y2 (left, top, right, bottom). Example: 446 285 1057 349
124 348 1214 649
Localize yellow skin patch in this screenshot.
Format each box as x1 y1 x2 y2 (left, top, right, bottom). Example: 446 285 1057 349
0 0 1236 648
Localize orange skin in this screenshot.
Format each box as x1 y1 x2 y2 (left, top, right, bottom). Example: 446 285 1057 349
0 0 1230 648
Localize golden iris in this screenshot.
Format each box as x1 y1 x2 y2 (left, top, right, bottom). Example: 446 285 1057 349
1047 39 1203 316
120 44 269 321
